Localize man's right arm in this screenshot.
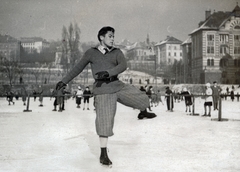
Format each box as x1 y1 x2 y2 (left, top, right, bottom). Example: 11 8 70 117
61 51 90 84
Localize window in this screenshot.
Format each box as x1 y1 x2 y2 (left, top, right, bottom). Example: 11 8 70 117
174 52 176 56
207 34 214 54
180 52 182 56
220 46 228 54
234 35 240 54
207 59 214 66
219 34 229 44
207 59 210 66
211 59 214 66
168 52 171 56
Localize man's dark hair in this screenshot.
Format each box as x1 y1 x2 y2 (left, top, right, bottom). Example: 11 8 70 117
97 26 115 42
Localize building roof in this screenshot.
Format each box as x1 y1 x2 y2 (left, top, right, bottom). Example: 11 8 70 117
126 41 154 51
232 4 240 17
190 4 240 35
20 37 48 43
0 34 19 43
182 37 192 45
155 36 182 46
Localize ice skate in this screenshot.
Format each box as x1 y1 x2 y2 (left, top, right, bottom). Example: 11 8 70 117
100 148 112 168
100 156 112 167
138 109 156 119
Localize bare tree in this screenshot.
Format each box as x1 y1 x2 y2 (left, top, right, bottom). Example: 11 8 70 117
47 63 53 84
0 55 22 85
30 65 44 84
61 22 81 72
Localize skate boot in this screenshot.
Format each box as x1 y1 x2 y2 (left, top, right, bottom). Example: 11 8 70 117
138 109 156 119
100 148 112 167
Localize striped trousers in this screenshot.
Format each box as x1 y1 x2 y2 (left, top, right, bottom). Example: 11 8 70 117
94 84 149 137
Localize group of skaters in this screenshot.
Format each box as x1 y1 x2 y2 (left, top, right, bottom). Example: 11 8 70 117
4 85 44 106
139 85 192 114
139 85 164 111
203 82 239 117
51 85 93 112
140 81 240 117
72 86 92 110
221 85 239 102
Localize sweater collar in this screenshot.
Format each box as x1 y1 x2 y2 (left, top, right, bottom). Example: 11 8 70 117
93 44 116 54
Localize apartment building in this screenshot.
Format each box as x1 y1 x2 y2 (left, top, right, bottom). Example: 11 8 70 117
20 37 50 53
189 4 240 84
155 36 183 67
0 34 21 61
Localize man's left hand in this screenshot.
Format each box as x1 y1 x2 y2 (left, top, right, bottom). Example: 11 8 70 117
96 71 109 79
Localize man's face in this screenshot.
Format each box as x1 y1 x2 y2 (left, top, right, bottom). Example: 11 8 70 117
100 31 114 48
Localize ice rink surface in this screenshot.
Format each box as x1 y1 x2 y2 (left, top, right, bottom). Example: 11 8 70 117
0 96 240 172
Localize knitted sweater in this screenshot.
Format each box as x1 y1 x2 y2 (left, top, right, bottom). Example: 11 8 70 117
62 47 127 95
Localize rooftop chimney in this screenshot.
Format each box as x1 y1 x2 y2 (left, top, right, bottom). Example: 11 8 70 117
205 10 211 20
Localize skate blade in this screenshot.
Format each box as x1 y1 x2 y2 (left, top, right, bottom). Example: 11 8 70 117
101 163 112 168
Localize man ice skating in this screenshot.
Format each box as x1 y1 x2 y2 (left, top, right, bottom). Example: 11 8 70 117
55 26 156 166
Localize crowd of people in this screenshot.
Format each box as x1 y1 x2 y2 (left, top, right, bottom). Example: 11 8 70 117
4 81 239 116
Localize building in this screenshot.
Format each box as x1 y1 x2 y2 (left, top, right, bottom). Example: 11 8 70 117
155 36 183 67
0 34 21 61
20 37 50 54
189 4 240 84
126 37 156 75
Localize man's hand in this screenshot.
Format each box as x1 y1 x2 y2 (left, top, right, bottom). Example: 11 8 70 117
95 71 109 79
56 81 66 90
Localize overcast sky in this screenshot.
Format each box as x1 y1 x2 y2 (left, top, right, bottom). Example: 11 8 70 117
0 0 238 43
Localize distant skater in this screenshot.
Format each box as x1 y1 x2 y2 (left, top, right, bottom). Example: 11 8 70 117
165 86 173 111
230 90 235 102
21 86 27 106
203 83 213 117
75 86 83 108
83 86 92 110
6 91 15 105
211 81 222 110
38 85 43 107
181 87 192 114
